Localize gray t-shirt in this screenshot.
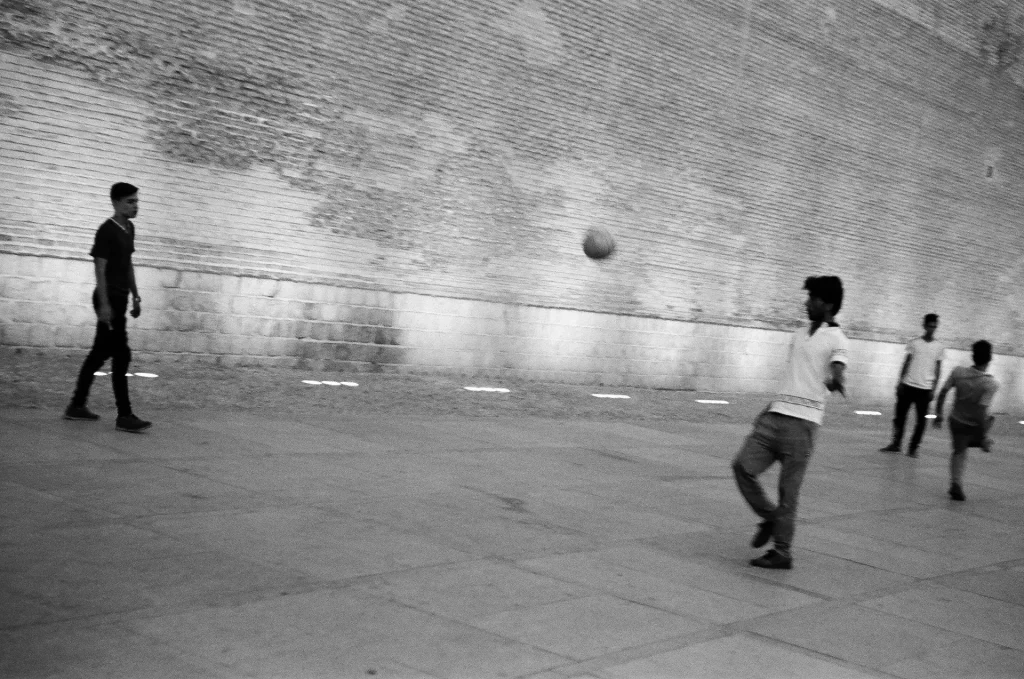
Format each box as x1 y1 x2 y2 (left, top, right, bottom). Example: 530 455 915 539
946 366 998 427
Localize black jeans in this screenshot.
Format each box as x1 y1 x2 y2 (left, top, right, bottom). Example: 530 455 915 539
890 383 932 451
71 290 132 416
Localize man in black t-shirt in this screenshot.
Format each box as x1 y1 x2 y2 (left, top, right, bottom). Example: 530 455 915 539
65 183 152 432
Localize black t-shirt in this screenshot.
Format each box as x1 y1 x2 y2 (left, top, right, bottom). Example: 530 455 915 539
90 218 135 293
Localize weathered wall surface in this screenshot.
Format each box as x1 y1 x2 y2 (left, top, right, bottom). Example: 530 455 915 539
3 252 1022 410
1 0 1023 408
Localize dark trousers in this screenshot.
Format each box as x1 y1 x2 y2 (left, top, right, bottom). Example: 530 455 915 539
71 290 132 416
949 416 995 485
889 384 932 451
732 411 817 558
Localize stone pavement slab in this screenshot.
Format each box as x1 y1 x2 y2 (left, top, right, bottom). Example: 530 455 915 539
601 632 885 679
2 370 1024 678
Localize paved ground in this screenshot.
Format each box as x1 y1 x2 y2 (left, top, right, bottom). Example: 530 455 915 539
2 348 1024 678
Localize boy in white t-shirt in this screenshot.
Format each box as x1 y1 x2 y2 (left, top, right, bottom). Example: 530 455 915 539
732 276 849 570
880 314 944 457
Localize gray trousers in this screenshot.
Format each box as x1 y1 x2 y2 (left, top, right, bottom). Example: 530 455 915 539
732 411 817 558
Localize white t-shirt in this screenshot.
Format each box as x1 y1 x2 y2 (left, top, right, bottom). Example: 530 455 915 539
769 324 850 425
901 337 945 390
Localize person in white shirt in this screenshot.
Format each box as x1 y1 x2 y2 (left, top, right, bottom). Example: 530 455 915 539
880 314 944 457
933 340 998 502
732 276 849 570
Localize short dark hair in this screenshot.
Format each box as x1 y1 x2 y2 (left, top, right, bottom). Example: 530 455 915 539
110 182 138 202
924 313 939 324
804 276 843 315
972 340 992 365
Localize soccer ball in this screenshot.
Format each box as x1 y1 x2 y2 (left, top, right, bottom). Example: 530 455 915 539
582 228 615 259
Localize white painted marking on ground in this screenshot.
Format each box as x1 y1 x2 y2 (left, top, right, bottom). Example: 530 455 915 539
93 371 107 376
696 399 730 404
340 381 359 387
302 380 322 385
320 381 341 386
464 386 510 393
924 414 936 419
592 394 630 399
134 372 158 378
855 410 882 416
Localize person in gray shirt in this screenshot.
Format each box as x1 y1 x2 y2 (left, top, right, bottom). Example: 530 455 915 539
933 340 998 502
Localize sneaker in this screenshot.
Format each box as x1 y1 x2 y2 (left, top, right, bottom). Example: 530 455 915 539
64 405 100 421
750 549 792 570
980 437 993 453
949 483 966 502
751 520 774 548
115 414 152 433
906 448 918 458
879 444 901 453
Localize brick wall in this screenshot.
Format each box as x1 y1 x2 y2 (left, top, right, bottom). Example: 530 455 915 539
3 252 1021 410
2 0 1023 409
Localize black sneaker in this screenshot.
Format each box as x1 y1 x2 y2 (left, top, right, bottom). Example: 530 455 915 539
751 520 774 548
116 414 152 433
64 405 100 421
750 549 792 570
879 444 900 453
949 483 966 502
